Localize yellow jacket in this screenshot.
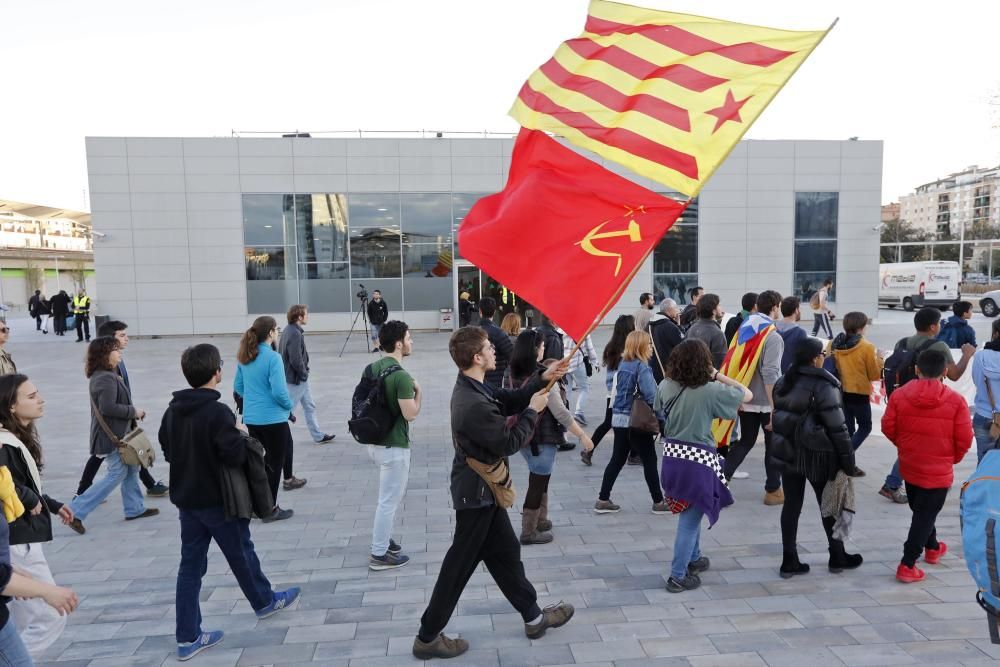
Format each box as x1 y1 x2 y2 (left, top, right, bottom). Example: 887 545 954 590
0 466 24 523
833 337 883 395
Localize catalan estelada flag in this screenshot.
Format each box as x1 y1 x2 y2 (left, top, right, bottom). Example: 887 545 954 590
711 313 776 446
511 0 831 196
458 129 687 342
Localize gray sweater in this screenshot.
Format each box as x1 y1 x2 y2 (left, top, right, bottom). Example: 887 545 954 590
745 332 784 411
686 318 728 369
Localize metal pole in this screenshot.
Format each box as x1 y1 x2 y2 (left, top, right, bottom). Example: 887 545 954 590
54 256 61 292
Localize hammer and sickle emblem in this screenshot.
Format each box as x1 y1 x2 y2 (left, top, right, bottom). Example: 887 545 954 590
575 219 643 277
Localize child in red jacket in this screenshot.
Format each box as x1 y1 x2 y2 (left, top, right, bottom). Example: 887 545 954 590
881 349 972 583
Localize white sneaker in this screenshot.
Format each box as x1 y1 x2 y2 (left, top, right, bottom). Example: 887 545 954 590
732 471 750 480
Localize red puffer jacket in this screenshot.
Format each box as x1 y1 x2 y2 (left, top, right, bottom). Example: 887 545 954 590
881 379 972 488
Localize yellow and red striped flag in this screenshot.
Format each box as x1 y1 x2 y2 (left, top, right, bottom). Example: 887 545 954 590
510 1 832 196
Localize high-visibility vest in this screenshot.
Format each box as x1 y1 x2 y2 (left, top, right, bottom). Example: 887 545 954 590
73 296 90 314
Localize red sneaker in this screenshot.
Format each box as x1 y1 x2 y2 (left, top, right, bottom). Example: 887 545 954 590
924 541 948 565
896 563 926 583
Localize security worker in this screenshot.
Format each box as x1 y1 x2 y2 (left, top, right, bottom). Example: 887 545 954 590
73 289 91 343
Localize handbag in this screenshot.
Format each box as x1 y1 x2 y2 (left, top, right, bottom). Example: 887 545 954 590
89 397 156 468
583 354 593 377
985 380 1000 440
629 369 660 435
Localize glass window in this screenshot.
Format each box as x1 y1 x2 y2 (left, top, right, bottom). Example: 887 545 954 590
792 272 835 303
298 275 350 313
245 247 297 281
295 194 348 263
349 194 401 278
653 225 698 275
349 193 400 235
243 195 295 246
795 192 839 239
793 240 837 273
402 242 452 278
452 193 488 261
653 273 698 305
401 193 452 244
353 280 401 316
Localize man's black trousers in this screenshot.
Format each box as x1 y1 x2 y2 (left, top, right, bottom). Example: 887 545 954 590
419 503 541 640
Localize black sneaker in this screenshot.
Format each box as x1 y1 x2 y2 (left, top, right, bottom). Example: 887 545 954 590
261 507 293 523
388 539 402 555
146 482 169 497
316 434 336 444
558 442 576 451
687 556 710 574
666 573 701 593
369 551 410 571
580 449 593 466
125 508 160 521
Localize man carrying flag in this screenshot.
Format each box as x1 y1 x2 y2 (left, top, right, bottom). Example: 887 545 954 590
712 291 785 505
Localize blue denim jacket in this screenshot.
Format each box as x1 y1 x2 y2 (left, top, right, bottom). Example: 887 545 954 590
611 359 658 427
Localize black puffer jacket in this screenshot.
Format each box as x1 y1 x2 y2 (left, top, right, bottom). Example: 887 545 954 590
770 366 855 482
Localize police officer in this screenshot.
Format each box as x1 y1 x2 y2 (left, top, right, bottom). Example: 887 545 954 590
73 289 91 343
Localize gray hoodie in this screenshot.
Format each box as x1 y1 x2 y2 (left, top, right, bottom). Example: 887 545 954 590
745 332 784 412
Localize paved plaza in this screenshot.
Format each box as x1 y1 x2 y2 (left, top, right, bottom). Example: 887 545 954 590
6 310 998 666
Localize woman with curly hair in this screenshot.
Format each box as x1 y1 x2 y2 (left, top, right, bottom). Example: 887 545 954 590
655 339 750 593
68 337 156 527
581 314 634 466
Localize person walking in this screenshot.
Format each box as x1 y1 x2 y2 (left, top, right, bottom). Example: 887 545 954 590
280 305 335 456
634 292 655 333
72 289 91 343
594 331 668 514
648 299 685 384
680 286 703 331
74 321 169 499
879 307 974 504
28 291 44 333
562 332 598 426
581 314 634 467
937 300 977 349
0 374 80 656
882 349 972 583
48 290 70 337
716 291 785 505
0 323 15 377
365 321 421 571
478 298 513 388
685 293 727 369
810 278 835 340
972 319 1000 463
770 338 864 578
655 340 749 592
775 296 807 374
367 290 389 353
831 312 883 459
412 327 573 660
68 337 158 528
234 317 294 523
458 292 475 327
509 331 593 544
535 314 564 361
159 343 301 661
725 292 758 346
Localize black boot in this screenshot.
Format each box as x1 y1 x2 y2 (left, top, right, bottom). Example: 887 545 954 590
824 516 863 573
779 552 810 579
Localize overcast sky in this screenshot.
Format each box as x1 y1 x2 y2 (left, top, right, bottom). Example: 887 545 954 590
3 0 998 211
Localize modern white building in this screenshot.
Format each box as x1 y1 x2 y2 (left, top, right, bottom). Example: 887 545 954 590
85 135 882 336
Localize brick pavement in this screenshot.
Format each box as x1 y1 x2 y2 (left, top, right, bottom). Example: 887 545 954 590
4 318 995 666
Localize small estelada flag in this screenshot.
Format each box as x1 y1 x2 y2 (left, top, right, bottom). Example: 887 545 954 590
458 129 687 341
510 0 830 196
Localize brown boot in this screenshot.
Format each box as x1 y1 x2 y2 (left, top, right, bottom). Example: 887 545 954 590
525 601 575 638
537 493 552 532
763 488 785 506
520 508 553 545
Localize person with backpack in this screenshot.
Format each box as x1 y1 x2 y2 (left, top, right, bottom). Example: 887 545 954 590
972 319 1000 463
725 292 757 346
831 312 883 459
810 278 835 340
535 314 564 361
937 300 977 349
581 314 634 467
358 321 420 571
655 339 749 592
413 327 572 660
771 338 864 579
881 349 972 583
679 286 703 331
509 331 593 545
879 307 975 503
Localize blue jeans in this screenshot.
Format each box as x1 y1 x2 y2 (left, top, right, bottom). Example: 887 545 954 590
670 506 704 579
884 459 902 490
843 395 872 451
176 506 273 643
366 446 410 556
520 444 558 475
69 453 144 521
973 413 998 464
0 619 33 666
286 381 324 442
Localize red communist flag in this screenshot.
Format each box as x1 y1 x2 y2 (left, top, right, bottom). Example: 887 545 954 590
458 129 688 342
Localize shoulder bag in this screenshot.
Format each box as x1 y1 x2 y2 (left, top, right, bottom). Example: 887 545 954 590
629 367 660 435
985 379 1000 440
89 397 156 468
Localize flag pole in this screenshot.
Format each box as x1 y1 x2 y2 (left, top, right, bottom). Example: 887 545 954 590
545 198 693 391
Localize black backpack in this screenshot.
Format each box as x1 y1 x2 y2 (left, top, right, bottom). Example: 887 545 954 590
882 337 935 398
348 363 402 444
539 327 564 361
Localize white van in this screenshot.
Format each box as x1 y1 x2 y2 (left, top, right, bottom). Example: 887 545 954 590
878 261 961 311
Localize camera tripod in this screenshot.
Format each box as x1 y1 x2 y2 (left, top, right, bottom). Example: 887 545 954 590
338 291 372 357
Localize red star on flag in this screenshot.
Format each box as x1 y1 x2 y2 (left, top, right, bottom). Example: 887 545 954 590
705 90 752 134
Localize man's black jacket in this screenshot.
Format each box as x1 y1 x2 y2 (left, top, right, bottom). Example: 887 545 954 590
480 318 514 387
367 298 389 325
648 315 685 384
450 372 543 510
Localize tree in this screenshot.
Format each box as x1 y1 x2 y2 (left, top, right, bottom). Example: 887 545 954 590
880 217 930 263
